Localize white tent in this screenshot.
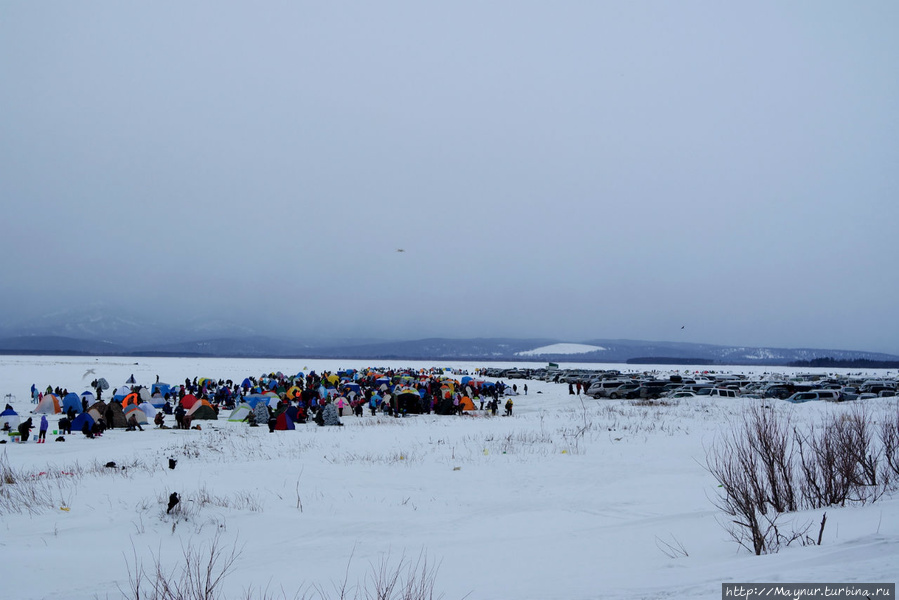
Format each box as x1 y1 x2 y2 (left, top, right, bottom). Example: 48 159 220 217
137 402 156 419
228 403 253 422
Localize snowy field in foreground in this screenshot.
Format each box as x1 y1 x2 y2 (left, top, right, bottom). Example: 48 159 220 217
1 356 897 600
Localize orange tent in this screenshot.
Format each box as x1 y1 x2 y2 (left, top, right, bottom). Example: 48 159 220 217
35 394 61 414
460 396 476 411
122 393 140 409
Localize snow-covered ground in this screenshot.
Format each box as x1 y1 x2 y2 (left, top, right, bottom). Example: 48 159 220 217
1 356 897 600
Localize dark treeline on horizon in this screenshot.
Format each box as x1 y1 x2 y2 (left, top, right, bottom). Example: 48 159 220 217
787 358 899 369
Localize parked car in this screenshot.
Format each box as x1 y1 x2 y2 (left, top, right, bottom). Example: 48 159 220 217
587 380 631 398
608 383 640 399
764 385 794 400
839 387 860 401
860 380 896 393
785 390 840 403
637 381 669 399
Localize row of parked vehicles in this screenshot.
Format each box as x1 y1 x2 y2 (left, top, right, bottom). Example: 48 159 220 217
482 367 899 403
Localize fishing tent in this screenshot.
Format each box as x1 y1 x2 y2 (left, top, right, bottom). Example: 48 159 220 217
151 382 171 397
71 412 95 432
62 393 82 415
0 407 20 431
87 401 108 422
186 399 217 420
274 412 295 430
105 401 127 428
396 390 424 414
124 405 148 425
228 403 253 423
138 402 156 419
122 393 140 409
35 395 61 414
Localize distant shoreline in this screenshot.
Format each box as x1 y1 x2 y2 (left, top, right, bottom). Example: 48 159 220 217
2 350 898 369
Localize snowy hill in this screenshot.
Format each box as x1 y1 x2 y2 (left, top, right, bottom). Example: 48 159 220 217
516 342 607 356
1 309 898 365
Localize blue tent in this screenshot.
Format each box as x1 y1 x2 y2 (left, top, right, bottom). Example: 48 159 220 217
286 405 306 423
62 393 82 415
71 412 95 432
151 383 171 397
0 407 20 430
244 394 272 408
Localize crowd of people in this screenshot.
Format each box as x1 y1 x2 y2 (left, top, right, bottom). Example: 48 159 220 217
19 367 521 440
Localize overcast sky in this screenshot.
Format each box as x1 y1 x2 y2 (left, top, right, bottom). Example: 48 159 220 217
2 2 898 353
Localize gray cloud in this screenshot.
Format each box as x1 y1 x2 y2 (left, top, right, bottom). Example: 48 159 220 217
2 2 898 353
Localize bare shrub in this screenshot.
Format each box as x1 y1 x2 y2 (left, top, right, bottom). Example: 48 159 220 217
123 537 450 600
742 404 797 513
796 418 853 508
706 405 810 555
364 550 444 600
795 407 885 508
842 404 884 497
706 430 770 555
879 401 899 486
0 452 79 515
122 531 240 600
654 535 689 559
155 487 264 525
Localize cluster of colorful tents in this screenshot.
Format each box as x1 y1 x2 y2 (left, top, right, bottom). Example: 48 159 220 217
31 388 220 426
17 367 515 436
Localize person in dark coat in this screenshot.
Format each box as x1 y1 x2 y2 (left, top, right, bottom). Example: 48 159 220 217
18 418 33 442
58 417 71 435
126 413 144 431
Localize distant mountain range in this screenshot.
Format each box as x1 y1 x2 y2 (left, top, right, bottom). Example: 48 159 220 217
1 309 898 366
